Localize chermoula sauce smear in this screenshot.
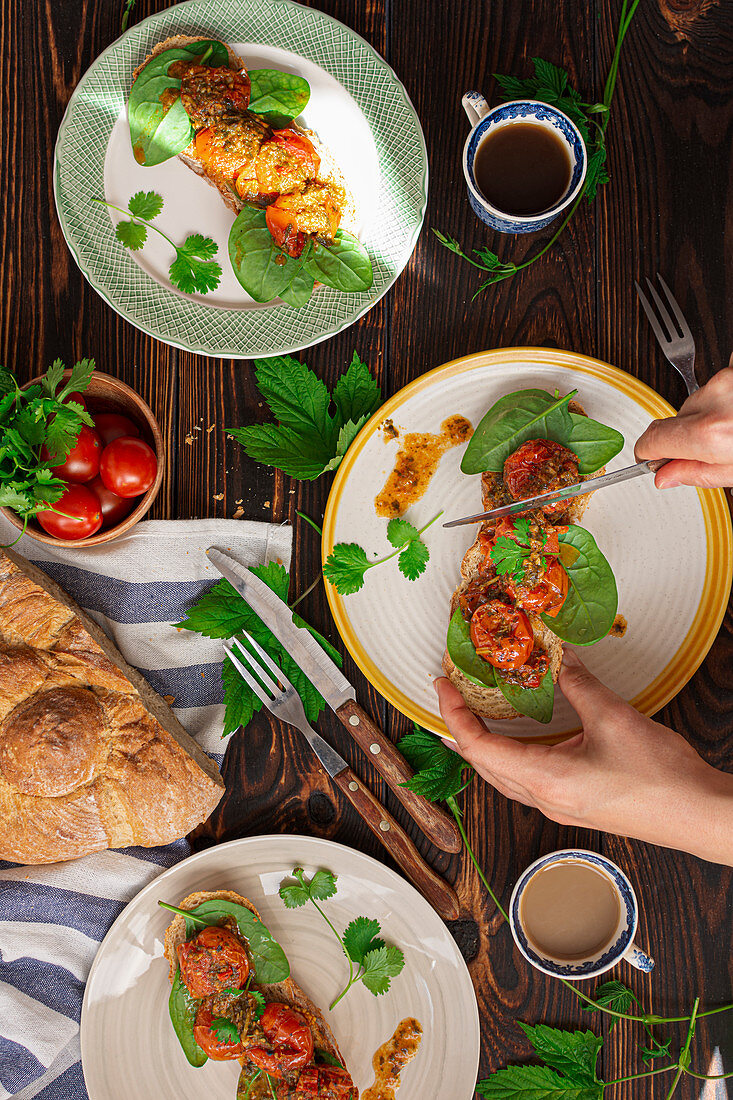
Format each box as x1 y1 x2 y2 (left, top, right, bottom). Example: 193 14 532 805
375 415 473 518
362 1018 423 1100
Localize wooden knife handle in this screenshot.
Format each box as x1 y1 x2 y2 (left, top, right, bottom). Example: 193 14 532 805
331 766 460 920
336 700 462 854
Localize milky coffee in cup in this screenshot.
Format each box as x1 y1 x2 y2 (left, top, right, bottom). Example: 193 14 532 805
519 860 621 961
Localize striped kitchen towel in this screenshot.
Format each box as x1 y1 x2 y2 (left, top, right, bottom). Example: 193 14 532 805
0 517 293 1100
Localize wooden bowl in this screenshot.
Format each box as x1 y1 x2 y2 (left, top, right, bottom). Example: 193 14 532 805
1 371 165 547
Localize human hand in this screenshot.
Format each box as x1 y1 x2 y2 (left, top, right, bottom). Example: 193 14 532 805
634 363 733 489
436 650 733 865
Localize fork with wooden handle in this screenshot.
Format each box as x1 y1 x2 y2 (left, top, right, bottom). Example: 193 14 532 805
224 634 461 921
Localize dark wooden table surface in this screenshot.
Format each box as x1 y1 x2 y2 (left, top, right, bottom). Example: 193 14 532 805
3 0 733 1095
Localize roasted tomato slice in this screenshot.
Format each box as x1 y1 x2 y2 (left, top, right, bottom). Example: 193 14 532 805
193 1005 244 1060
501 645 550 689
176 925 250 999
265 203 306 258
503 439 579 520
180 64 252 127
243 1002 314 1080
470 599 534 670
506 557 569 617
255 128 320 194
296 1064 357 1098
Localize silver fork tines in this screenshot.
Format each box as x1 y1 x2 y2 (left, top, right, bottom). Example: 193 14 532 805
635 273 699 395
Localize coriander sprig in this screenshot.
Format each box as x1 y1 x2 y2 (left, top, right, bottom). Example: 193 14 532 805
490 517 547 582
324 512 442 596
434 0 641 298
279 867 405 1009
96 191 222 295
397 725 733 1098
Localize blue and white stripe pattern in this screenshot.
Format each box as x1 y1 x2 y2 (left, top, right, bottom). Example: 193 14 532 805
0 518 292 1100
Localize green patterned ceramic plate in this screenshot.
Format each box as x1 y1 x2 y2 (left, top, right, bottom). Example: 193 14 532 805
53 0 428 358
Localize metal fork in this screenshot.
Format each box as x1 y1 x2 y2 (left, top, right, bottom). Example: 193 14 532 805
223 633 460 919
635 273 699 395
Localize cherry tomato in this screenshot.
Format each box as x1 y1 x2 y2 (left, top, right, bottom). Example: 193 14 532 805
177 926 250 999
193 1006 244 1061
470 599 534 670
63 391 87 410
245 1002 314 1079
506 557 569 617
93 412 140 447
100 437 157 499
270 129 320 173
265 203 306 258
88 475 134 528
42 424 102 483
37 484 102 541
503 439 579 520
296 1064 357 1098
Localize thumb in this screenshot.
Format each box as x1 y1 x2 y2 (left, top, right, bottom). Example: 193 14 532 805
435 677 531 769
558 648 629 726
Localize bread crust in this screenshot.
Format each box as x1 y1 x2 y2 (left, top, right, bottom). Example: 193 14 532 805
0 549 224 863
164 890 349 1072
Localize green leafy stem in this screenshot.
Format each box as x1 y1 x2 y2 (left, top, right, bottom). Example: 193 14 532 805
434 0 641 298
397 728 733 1097
323 511 443 596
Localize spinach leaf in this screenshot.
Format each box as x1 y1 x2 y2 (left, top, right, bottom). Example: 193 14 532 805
544 525 618 644
446 609 497 689
495 663 555 724
228 206 303 302
128 41 229 166
461 388 624 475
565 412 625 475
169 967 207 1067
248 69 310 125
160 899 290 983
461 389 575 474
280 249 315 307
303 231 373 293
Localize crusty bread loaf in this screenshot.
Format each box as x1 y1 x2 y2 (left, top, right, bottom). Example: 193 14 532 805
132 36 359 232
164 890 349 1071
0 549 224 863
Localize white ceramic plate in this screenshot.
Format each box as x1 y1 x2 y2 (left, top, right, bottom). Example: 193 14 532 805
53 0 428 358
80 835 480 1099
322 348 732 742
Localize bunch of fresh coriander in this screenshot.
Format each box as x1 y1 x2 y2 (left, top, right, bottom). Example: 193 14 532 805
0 358 94 529
434 0 640 297
398 727 733 1097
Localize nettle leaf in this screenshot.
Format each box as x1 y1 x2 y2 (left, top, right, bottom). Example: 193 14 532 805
520 1024 602 1086
228 424 334 480
476 1063 602 1098
253 355 334 445
331 351 382 425
398 725 470 803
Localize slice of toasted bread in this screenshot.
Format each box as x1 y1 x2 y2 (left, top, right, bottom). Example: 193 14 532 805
163 890 349 1071
132 37 359 232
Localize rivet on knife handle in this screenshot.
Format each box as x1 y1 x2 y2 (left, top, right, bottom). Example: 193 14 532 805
336 700 462 854
331 766 460 921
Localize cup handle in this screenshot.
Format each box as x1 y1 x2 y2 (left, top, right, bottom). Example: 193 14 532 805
462 91 491 128
623 941 655 972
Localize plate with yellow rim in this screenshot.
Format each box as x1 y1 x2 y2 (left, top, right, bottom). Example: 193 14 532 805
322 348 733 743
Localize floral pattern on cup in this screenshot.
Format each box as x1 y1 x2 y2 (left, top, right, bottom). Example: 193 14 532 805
508 848 654 980
461 95 587 233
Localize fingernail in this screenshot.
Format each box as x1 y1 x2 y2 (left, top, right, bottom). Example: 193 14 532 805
562 648 580 667
660 479 680 489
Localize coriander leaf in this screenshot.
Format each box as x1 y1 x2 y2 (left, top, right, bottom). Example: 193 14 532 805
331 351 381 425
227 423 334 480
0 484 33 510
386 518 419 549
398 725 472 803
278 879 309 909
42 359 65 396
250 990 266 1019
520 1024 602 1087
342 917 384 966
62 359 96 401
513 517 534 544
398 538 429 581
43 405 85 463
116 219 148 251
127 189 164 220
323 543 370 595
476 1064 602 1098
307 869 338 901
211 1017 240 1044
490 536 529 581
360 945 405 996
169 234 222 294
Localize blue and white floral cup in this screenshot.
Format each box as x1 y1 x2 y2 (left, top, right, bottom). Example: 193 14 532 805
509 849 654 980
462 93 587 233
